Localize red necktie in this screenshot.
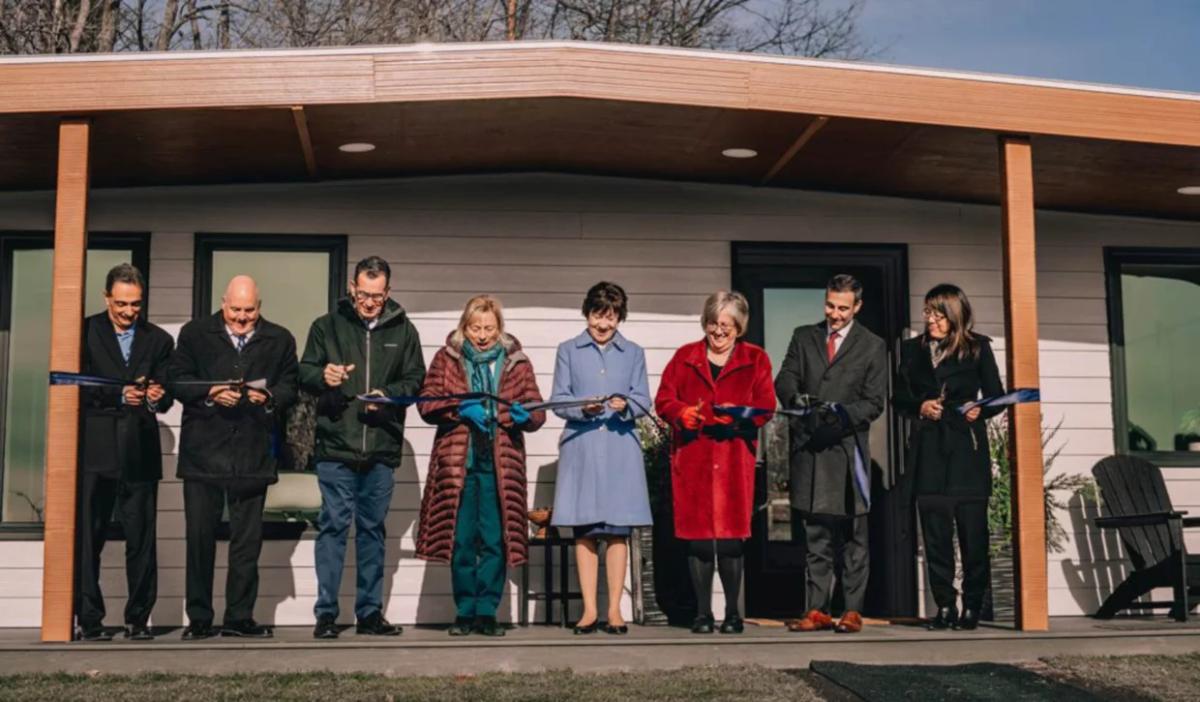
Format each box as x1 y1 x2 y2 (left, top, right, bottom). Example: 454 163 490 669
827 330 838 363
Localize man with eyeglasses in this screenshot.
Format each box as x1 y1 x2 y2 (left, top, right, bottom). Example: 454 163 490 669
774 274 887 634
300 256 426 639
75 263 174 641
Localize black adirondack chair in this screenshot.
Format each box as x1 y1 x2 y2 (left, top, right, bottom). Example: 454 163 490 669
1092 455 1200 621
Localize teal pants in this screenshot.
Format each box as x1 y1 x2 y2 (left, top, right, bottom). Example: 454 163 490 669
451 467 506 618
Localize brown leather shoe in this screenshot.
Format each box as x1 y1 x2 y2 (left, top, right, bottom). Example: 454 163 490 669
786 609 834 632
835 610 863 633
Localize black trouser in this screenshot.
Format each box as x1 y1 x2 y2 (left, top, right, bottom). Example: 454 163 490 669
75 473 158 628
686 539 744 620
800 510 869 615
919 497 990 611
184 480 267 625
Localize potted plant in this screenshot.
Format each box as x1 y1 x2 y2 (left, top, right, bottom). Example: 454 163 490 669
1177 409 1200 451
630 415 696 626
982 415 1096 621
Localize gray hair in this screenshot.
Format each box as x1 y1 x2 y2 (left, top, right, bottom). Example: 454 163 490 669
701 290 750 337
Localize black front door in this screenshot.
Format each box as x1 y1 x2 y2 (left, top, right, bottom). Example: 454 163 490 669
732 242 915 619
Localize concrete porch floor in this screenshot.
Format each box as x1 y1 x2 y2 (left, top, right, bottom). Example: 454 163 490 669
1 617 1198 676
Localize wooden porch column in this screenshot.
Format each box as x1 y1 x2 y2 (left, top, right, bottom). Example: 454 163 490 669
999 135 1049 632
41 119 90 642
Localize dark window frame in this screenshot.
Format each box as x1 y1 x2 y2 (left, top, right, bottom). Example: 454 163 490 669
192 234 347 321
1104 246 1200 467
0 231 150 537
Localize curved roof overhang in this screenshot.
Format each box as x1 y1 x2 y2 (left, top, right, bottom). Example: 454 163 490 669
1 42 1198 219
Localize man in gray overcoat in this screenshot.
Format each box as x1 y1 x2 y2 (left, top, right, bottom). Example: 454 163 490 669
774 274 887 633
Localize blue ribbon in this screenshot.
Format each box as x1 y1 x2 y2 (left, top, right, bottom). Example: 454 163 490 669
49 371 127 387
957 387 1040 414
714 401 872 509
358 391 655 418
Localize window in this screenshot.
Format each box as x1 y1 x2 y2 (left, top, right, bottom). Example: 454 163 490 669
193 233 346 476
1106 248 1200 464
0 233 150 529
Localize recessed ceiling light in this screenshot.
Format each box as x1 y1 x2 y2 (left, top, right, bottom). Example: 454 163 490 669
1178 186 1200 195
339 142 376 153
721 148 758 159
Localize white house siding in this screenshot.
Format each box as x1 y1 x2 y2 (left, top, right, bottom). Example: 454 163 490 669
0 173 1197 627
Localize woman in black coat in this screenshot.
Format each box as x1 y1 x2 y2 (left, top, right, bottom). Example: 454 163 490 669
895 284 1004 631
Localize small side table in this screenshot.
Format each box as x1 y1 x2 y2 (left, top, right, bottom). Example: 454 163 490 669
519 534 582 626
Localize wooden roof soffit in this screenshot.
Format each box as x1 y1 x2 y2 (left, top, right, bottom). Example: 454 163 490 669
291 106 319 179
761 115 829 185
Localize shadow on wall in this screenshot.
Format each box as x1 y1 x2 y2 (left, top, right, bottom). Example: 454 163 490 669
1059 490 1139 615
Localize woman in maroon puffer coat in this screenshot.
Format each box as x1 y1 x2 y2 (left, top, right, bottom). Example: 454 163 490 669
415 294 545 637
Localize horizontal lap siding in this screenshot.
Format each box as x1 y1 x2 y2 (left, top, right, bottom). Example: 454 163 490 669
1 173 1198 626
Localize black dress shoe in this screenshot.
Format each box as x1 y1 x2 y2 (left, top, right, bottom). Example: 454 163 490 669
181 622 215 641
448 616 474 636
356 612 402 636
221 619 273 638
77 623 113 642
573 619 599 635
927 606 958 631
719 615 744 634
603 623 629 635
475 616 506 637
125 624 154 641
956 608 980 631
690 615 715 634
313 614 339 639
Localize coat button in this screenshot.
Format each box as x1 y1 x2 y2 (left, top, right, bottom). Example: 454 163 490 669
600 369 606 375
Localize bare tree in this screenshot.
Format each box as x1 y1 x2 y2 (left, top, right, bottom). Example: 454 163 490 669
0 0 875 59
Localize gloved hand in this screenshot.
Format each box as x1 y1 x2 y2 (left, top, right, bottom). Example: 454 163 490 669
680 402 705 431
808 407 845 448
709 405 735 425
458 399 491 433
509 401 531 426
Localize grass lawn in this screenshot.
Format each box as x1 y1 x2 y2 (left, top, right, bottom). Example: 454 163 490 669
3 656 1198 701
0 666 825 702
1036 653 1200 702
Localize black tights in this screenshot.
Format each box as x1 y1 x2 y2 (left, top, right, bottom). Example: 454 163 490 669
687 539 744 620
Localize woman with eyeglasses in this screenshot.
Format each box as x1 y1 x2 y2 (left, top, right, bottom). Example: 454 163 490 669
655 290 776 634
895 284 1004 632
415 294 545 637
549 282 653 635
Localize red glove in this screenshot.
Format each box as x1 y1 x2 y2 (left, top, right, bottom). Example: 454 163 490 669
680 402 705 430
710 410 735 425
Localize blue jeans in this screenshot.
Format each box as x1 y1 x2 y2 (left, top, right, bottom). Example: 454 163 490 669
313 461 394 621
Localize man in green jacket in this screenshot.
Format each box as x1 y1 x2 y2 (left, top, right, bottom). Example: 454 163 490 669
300 256 426 639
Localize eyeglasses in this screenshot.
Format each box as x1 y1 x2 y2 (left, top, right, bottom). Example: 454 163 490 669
705 321 737 333
922 307 947 322
353 290 388 303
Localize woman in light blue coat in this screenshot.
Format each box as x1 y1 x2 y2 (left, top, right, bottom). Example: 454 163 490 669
550 282 653 635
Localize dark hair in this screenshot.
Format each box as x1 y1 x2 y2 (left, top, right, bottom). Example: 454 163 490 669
827 273 863 303
582 281 628 322
354 255 391 286
923 283 980 360
105 263 144 294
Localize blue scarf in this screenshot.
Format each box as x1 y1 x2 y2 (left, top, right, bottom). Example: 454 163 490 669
462 340 506 471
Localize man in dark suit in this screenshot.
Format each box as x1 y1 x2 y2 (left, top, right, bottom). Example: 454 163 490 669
75 263 174 641
774 274 887 634
170 275 298 640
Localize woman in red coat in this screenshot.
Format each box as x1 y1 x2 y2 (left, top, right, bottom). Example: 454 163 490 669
415 295 545 637
654 290 776 635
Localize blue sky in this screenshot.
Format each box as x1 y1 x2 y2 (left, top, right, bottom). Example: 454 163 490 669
852 0 1199 92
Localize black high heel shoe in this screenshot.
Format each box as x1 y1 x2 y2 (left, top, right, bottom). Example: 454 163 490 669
719 615 744 634
573 619 599 635
603 623 629 635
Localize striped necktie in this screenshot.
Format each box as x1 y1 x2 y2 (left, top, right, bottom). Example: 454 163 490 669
235 334 247 352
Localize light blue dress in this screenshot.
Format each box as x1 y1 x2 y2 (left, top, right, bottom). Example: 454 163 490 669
549 330 653 528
